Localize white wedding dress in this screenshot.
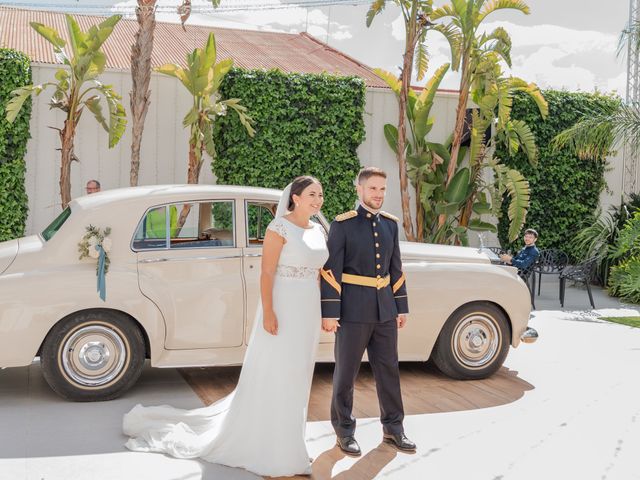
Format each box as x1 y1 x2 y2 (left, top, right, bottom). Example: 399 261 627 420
123 216 328 477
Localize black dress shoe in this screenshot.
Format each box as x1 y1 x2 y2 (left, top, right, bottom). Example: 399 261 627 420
336 436 361 456
383 433 417 452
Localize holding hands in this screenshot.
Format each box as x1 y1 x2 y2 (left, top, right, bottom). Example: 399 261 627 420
322 318 340 333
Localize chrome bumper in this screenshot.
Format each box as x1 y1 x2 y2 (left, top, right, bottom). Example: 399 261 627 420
520 327 538 344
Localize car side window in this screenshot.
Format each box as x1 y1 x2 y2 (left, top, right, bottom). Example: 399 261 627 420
170 201 235 249
132 201 235 250
246 201 277 247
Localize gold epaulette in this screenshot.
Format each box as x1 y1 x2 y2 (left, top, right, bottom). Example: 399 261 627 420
380 211 399 222
335 210 358 222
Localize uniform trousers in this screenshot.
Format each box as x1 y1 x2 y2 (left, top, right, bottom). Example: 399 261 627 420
331 319 405 437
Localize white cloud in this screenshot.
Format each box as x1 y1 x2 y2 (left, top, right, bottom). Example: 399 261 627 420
332 30 353 41
391 14 404 41
481 21 617 55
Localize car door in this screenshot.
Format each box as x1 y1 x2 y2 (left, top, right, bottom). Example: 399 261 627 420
242 200 335 345
135 200 244 350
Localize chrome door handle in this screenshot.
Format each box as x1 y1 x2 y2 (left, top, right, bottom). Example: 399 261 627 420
244 253 262 257
140 255 242 263
139 258 169 264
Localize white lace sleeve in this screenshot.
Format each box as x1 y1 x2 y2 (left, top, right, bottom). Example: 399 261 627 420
267 218 287 239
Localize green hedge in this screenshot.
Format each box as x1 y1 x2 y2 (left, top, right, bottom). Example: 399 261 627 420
0 48 31 241
212 69 366 219
608 211 640 304
496 90 618 258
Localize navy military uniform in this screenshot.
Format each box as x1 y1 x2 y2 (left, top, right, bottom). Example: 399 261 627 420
321 205 409 437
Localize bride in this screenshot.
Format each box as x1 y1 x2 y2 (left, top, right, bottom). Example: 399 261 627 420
123 176 329 477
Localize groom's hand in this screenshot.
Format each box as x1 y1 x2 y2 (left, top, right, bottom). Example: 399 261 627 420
397 314 407 328
322 318 340 333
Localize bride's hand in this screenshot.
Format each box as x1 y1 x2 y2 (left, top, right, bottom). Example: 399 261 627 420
263 309 279 335
322 318 340 333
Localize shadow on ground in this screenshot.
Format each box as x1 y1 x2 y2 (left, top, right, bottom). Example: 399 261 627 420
180 361 534 422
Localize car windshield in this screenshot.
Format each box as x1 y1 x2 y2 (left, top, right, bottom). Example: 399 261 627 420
41 207 71 241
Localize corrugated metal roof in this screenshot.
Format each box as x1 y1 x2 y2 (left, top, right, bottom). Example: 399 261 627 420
0 6 388 88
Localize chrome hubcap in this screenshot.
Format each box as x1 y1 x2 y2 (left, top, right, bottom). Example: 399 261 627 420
452 314 500 368
61 324 126 387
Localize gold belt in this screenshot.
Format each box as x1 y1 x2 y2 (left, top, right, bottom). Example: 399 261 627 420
342 273 390 290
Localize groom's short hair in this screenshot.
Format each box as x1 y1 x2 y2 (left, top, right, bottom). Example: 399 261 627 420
357 166 387 184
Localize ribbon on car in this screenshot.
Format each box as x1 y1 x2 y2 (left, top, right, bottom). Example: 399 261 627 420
97 244 106 302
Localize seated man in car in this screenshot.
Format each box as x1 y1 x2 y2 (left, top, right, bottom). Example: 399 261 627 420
500 229 540 276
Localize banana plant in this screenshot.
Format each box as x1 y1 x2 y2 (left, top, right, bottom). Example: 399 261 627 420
367 0 461 241
156 32 255 186
379 54 546 244
430 0 532 196
378 63 455 241
5 14 126 209
457 51 547 243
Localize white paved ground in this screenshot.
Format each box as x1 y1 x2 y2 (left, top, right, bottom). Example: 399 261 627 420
1 306 639 480
305 308 640 480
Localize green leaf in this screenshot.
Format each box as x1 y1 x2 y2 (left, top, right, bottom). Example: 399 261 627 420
384 123 399 154
30 22 69 65
435 202 461 215
472 201 492 215
501 168 530 242
366 0 387 27
84 94 109 132
414 63 450 140
65 14 86 59
414 40 429 82
468 218 497 232
5 84 48 123
445 167 470 204
212 58 234 91
156 64 192 93
373 68 401 96
407 152 432 168
30 22 66 49
93 81 127 148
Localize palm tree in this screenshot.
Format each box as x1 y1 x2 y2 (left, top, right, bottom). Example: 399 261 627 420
128 0 221 187
155 32 255 185
5 15 126 209
553 19 640 161
430 0 530 193
367 0 460 241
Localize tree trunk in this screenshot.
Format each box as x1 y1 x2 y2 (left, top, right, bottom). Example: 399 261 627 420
176 141 202 230
458 148 485 229
129 0 156 186
59 120 76 209
187 141 201 184
397 36 417 242
437 54 471 230
447 55 471 186
415 180 424 242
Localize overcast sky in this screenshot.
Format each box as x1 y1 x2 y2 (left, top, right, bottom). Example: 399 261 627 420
12 0 632 95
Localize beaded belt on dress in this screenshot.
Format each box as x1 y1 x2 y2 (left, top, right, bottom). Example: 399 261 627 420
275 265 319 280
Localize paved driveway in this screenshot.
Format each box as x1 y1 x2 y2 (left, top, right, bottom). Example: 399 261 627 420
1 303 639 480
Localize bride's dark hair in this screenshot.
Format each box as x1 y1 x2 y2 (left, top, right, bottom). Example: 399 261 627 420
288 176 321 211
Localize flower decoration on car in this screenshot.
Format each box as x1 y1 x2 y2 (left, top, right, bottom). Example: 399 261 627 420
78 225 112 301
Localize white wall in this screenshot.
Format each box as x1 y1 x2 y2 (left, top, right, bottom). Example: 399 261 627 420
22 64 626 244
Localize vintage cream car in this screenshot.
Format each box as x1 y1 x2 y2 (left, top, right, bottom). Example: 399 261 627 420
0 185 537 401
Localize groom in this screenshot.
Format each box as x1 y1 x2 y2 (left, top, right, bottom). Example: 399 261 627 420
321 166 416 456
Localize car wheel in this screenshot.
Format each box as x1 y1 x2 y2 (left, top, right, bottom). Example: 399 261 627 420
431 302 510 380
41 310 145 401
